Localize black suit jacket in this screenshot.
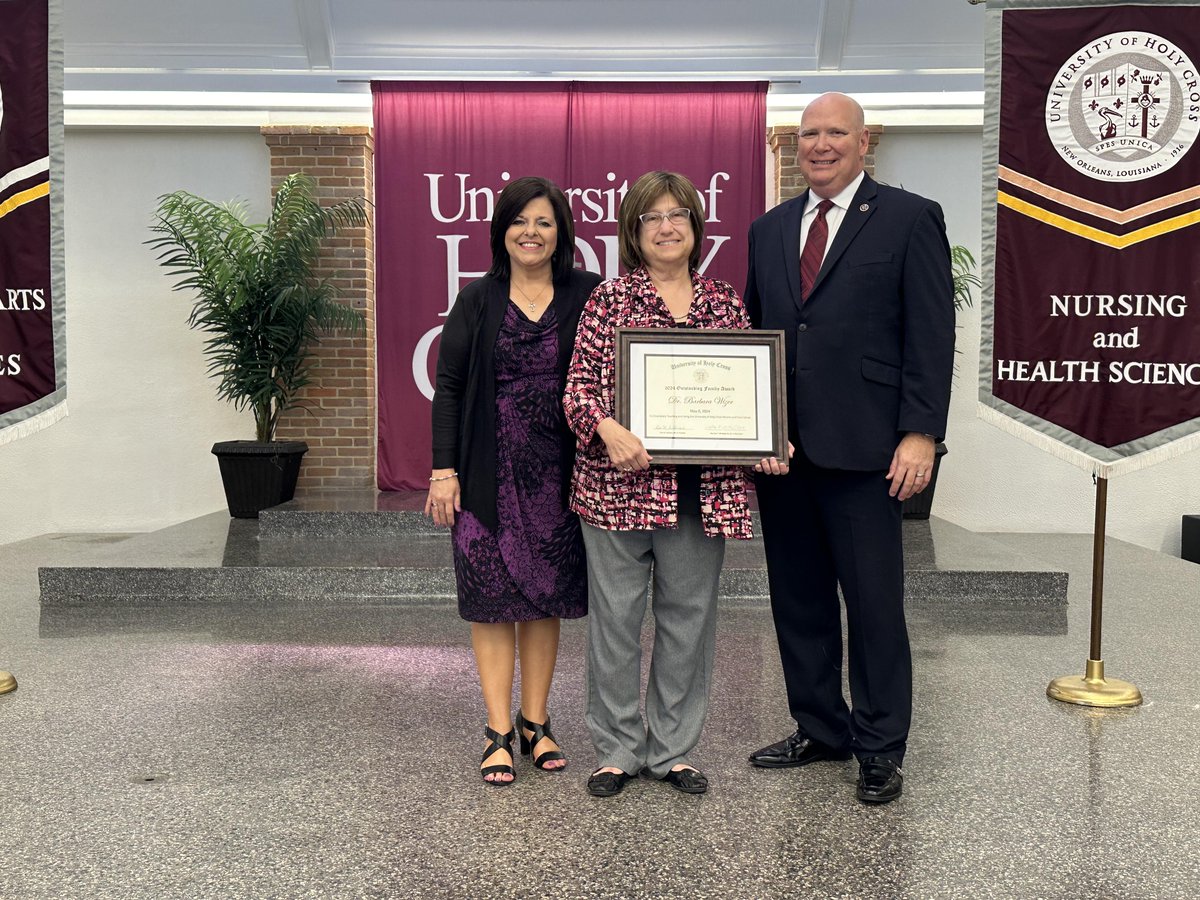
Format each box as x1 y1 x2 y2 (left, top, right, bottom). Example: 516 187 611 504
745 174 955 471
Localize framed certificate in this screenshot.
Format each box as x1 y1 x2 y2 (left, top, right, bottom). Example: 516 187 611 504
614 328 787 465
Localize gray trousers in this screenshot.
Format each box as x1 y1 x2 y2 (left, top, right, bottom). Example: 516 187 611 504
580 515 725 778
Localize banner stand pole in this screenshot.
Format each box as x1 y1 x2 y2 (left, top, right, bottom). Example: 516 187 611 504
0 671 15 695
1048 476 1142 707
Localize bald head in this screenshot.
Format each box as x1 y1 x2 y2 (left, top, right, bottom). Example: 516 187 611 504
802 92 865 133
797 92 870 199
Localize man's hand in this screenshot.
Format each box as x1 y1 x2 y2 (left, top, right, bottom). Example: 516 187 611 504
886 433 936 501
754 441 795 476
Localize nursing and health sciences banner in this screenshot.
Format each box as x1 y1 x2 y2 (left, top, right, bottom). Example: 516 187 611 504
981 0 1200 476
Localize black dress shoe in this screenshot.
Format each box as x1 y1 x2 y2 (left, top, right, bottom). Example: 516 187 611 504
662 766 708 794
749 730 852 768
587 769 633 797
856 756 903 804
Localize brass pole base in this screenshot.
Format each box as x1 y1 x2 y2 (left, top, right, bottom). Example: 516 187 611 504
1048 659 1141 708
0 671 15 695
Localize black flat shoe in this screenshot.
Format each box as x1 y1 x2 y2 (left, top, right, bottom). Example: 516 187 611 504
516 710 566 771
662 766 708 794
587 769 633 797
749 729 852 768
480 724 516 786
856 756 903 804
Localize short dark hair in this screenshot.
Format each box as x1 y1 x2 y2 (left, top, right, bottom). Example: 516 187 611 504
487 176 576 283
617 171 706 272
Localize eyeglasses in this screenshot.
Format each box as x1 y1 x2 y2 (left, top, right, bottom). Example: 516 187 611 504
638 208 691 229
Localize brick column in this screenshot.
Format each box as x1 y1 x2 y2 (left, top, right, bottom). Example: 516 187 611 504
261 126 376 491
768 124 883 205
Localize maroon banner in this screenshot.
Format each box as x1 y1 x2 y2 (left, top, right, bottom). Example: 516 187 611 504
373 81 766 490
0 0 61 443
981 3 1200 474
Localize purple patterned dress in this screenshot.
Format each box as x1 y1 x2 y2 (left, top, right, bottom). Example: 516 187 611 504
451 302 587 623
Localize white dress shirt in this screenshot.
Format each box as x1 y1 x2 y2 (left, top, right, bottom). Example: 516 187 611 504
798 170 866 270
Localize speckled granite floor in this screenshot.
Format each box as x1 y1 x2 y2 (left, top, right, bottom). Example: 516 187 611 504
2 517 1199 899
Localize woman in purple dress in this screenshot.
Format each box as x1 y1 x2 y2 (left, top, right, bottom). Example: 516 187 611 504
426 176 601 785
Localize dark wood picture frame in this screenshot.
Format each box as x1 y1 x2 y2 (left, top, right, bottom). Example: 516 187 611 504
614 327 787 465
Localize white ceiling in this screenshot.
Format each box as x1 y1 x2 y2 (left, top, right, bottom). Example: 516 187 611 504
62 0 989 127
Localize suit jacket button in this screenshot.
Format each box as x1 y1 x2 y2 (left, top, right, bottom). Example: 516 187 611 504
797 324 808 332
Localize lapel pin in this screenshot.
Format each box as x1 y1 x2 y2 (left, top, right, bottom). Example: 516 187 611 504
859 203 870 212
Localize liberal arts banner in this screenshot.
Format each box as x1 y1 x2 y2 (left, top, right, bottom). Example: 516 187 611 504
373 81 766 490
0 0 65 445
980 0 1200 476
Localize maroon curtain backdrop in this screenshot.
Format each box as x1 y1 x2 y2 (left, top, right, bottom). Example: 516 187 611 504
373 81 766 490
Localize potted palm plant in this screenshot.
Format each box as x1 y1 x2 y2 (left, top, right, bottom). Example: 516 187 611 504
149 173 367 517
902 244 981 520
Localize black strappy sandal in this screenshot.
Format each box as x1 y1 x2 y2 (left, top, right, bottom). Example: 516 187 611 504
516 710 566 771
480 724 516 786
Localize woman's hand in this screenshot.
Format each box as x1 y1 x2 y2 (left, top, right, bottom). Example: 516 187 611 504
596 418 652 472
424 470 461 527
753 441 794 476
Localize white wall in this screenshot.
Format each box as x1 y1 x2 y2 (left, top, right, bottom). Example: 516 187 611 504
0 129 269 545
2 126 1196 557
876 131 1200 556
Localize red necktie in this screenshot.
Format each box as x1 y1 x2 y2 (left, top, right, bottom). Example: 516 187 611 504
799 199 834 302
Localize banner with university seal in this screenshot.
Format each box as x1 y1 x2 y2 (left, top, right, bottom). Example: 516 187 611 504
981 0 1200 476
0 0 66 446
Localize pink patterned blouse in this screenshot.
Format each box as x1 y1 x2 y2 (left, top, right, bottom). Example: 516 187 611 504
563 266 753 539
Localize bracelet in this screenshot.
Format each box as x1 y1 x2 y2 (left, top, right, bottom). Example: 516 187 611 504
429 472 458 482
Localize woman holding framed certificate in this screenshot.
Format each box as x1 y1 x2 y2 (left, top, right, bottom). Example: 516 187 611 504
564 171 788 797
427 176 602 786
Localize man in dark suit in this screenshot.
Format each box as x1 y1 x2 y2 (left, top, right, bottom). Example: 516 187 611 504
744 92 954 803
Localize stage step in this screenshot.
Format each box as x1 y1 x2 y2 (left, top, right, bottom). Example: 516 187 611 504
256 489 774 537
259 489 441 537
38 494 1069 614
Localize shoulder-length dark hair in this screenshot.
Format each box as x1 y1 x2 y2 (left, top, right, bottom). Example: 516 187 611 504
617 171 706 272
487 176 576 284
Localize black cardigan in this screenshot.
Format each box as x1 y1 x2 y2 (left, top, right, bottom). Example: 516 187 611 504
430 268 603 531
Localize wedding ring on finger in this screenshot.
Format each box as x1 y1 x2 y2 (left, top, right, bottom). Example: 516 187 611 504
916 472 926 479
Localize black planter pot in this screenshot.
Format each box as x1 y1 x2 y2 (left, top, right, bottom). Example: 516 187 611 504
901 442 948 521
211 441 308 519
